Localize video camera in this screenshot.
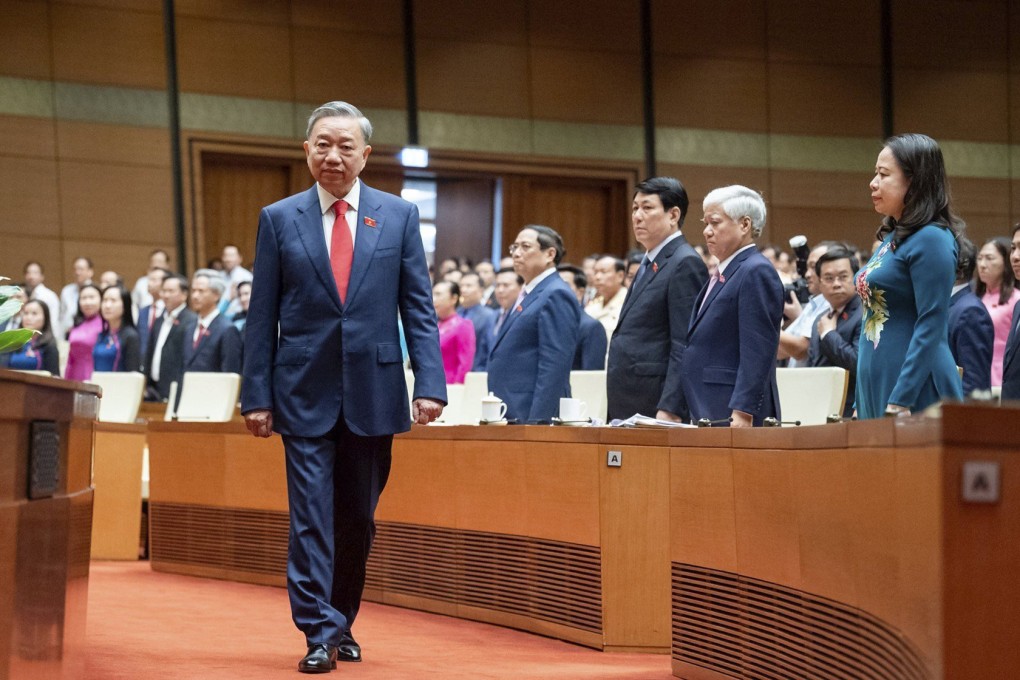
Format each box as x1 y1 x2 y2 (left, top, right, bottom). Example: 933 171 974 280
784 235 811 304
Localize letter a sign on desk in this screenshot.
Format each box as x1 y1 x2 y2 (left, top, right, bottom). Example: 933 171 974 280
962 461 1000 504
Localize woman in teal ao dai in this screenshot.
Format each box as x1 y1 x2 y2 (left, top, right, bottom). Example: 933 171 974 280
855 133 964 419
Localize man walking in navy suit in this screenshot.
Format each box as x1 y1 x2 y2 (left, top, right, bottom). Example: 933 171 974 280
181 268 242 374
487 225 579 423
241 101 446 673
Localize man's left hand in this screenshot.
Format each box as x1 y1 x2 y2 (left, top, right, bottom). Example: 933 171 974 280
656 409 682 423
412 398 444 425
816 311 837 337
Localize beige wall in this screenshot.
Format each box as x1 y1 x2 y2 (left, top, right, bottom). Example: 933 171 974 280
1 0 1018 287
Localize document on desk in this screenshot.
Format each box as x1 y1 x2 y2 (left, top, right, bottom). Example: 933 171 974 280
610 414 696 428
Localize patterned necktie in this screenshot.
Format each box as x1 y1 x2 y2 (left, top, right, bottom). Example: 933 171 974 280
193 323 208 349
631 256 650 288
330 199 353 303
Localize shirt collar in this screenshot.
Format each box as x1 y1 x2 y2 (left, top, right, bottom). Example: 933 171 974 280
717 243 757 275
645 230 684 263
952 283 970 296
524 266 557 294
198 309 220 327
316 178 361 216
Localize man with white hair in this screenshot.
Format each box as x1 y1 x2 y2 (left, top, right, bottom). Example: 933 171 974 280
181 268 242 374
680 185 785 427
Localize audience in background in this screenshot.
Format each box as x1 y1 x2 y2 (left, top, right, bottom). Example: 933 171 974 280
137 267 170 360
145 274 195 402
22 261 63 339
975 236 1020 387
64 283 103 381
456 273 496 371
99 270 122 290
778 242 836 366
474 260 499 309
490 267 523 340
433 280 475 384
807 248 863 416
93 284 141 373
948 236 994 396
558 264 608 371
0 300 59 375
131 249 171 312
60 257 94 337
1001 225 1020 400
233 280 252 334
585 255 627 342
181 269 242 375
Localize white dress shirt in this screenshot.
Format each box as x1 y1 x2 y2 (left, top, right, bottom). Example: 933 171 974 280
151 303 186 382
316 180 361 255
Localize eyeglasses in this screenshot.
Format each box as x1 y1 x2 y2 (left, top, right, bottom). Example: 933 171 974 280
509 242 538 255
820 273 853 285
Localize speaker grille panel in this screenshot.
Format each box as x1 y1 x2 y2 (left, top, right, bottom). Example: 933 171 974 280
672 563 930 680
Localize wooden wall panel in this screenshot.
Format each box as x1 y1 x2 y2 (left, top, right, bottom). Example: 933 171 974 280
767 0 880 66
174 0 290 24
653 0 766 60
768 63 882 137
416 0 527 44
0 235 63 287
670 449 738 573
289 0 403 34
766 206 881 252
893 0 1009 71
57 161 173 243
291 29 406 109
894 68 1009 143
55 121 170 167
530 47 642 125
51 2 165 88
0 0 52 79
529 0 640 52
952 177 1011 223
654 57 769 132
0 158 61 238
656 164 770 211
61 239 171 285
0 116 56 159
769 169 869 212
435 177 495 267
417 40 531 118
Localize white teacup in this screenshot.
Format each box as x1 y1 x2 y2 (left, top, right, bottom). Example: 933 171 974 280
481 392 508 423
559 397 588 422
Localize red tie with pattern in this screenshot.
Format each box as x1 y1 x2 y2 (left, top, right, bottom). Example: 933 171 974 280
330 200 354 303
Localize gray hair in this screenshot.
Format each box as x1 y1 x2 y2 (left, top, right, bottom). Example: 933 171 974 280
305 101 373 142
702 185 767 238
193 268 226 299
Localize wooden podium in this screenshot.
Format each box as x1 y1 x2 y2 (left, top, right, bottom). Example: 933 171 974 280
0 370 99 680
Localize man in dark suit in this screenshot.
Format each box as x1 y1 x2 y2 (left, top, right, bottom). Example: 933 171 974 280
680 185 785 427
144 274 196 402
1002 225 1020 400
607 177 708 421
947 237 993 396
241 101 446 673
808 248 864 416
181 268 242 374
456 272 497 371
137 267 169 361
487 225 579 423
559 264 608 370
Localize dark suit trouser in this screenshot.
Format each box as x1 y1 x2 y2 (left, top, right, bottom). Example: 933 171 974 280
282 415 392 646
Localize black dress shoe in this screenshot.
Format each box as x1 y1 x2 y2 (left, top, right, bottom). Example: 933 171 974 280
298 644 337 673
337 632 362 663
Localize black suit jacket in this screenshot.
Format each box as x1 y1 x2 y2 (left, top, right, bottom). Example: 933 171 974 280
574 310 608 370
606 233 708 420
1002 299 1020 401
182 313 242 374
145 307 197 400
948 287 994 395
808 295 862 416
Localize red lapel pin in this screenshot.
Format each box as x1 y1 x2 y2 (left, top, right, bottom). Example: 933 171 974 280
652 262 658 273
515 305 523 313
364 216 377 228
718 274 726 283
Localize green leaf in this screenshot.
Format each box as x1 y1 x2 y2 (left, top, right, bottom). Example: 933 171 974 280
0 298 22 325
0 328 37 354
0 285 20 297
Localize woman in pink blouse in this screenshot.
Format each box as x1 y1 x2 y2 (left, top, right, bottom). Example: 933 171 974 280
433 280 475 384
975 236 1020 386
63 283 103 381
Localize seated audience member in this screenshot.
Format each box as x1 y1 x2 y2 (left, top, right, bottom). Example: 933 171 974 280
60 256 94 337
23 261 63 339
93 284 141 373
975 236 1020 386
64 283 103 381
433 280 475 384
0 300 59 374
490 267 523 340
1001 224 1020 400
131 249 171 312
607 177 708 422
559 265 608 370
948 237 993 395
145 274 196 401
456 272 497 371
807 248 863 416
99 270 122 290
137 267 170 360
585 255 627 341
488 225 579 423
680 185 784 427
233 280 251 333
181 269 242 374
778 242 836 366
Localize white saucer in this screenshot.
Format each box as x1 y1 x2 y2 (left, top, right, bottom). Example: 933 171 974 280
479 419 508 426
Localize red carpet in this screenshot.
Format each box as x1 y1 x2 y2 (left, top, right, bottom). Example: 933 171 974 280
85 562 672 679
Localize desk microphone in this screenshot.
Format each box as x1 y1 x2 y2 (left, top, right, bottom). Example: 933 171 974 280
696 417 733 427
763 417 802 427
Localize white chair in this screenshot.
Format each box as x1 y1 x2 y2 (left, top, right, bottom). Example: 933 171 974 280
88 371 146 423
459 372 488 425
15 370 51 376
569 370 607 422
438 384 465 424
775 367 848 426
174 372 241 422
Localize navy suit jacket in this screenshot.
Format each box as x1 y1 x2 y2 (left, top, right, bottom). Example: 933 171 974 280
137 303 158 362
574 310 607 370
182 312 242 374
808 295 862 416
241 183 446 437
487 271 579 423
606 233 708 420
680 247 785 425
460 303 497 371
1002 299 1020 401
948 287 994 395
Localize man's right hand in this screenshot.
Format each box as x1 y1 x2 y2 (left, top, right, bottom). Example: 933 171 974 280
783 290 803 321
245 409 274 438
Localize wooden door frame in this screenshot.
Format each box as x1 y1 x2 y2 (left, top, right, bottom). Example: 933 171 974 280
182 131 643 272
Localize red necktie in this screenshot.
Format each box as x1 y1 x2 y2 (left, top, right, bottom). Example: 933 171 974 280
148 306 157 331
193 323 207 349
330 200 354 303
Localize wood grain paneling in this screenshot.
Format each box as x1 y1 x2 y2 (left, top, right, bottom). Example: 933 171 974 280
434 177 495 268
174 0 290 24
766 206 882 251
418 40 531 119
91 426 145 560
415 0 527 44
530 47 642 125
767 0 881 66
0 157 61 238
951 177 1011 220
0 1 53 79
176 16 292 100
0 235 63 287
769 169 869 211
670 448 738 573
61 239 172 287
529 0 640 53
653 0 766 60
289 0 403 34
656 164 771 215
55 120 169 166
654 56 769 132
58 160 173 242
0 116 56 160
51 3 165 88
291 28 406 109
893 0 1008 71
768 62 883 137
894 68 1009 143
380 439 459 528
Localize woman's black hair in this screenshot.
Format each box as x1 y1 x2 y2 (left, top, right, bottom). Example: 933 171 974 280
99 284 136 334
973 236 1016 305
72 283 103 328
22 299 55 348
